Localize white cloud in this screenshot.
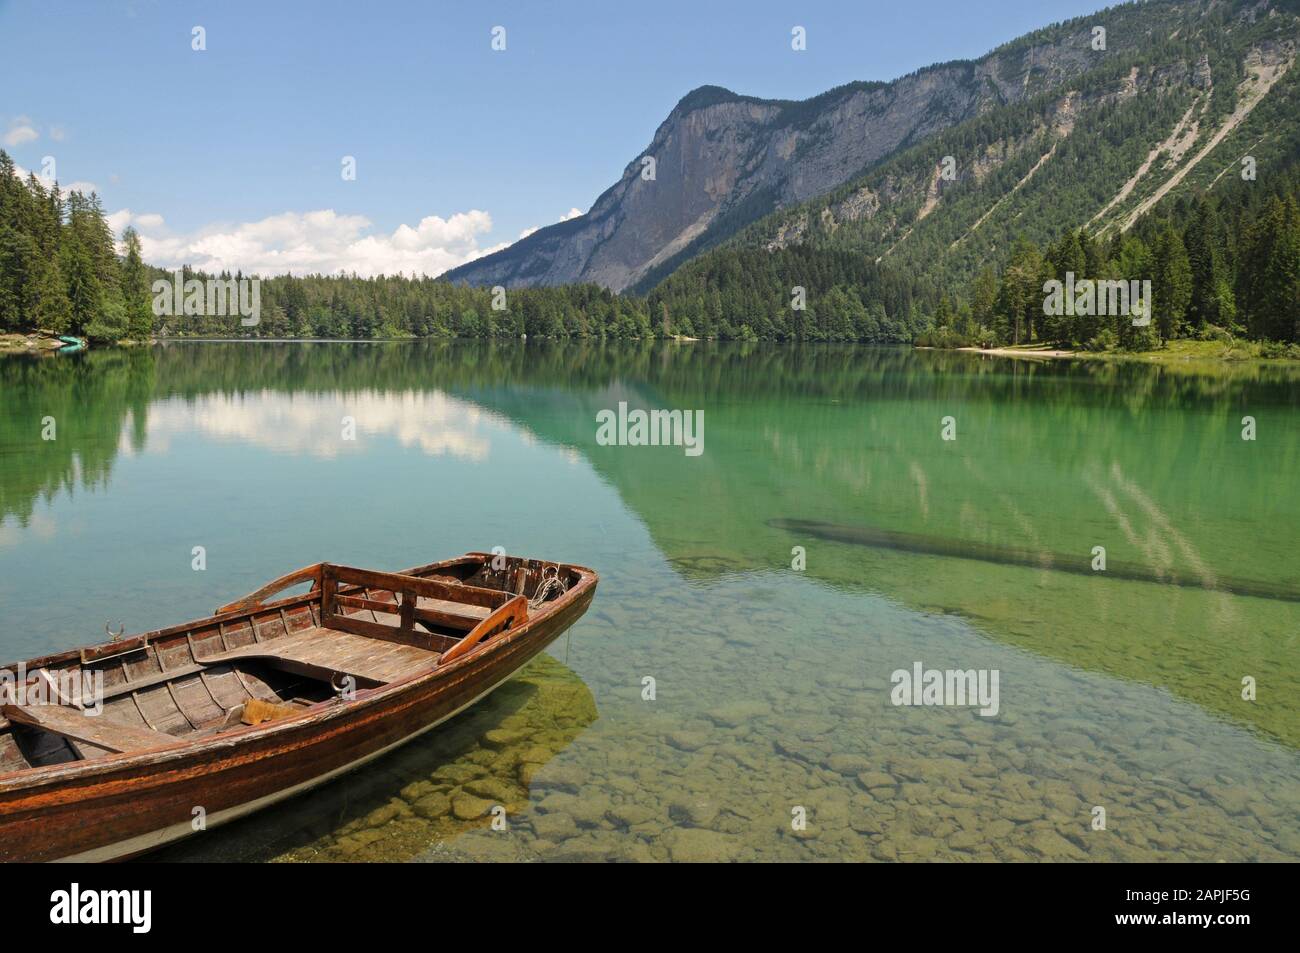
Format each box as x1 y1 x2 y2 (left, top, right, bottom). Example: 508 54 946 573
106 208 166 239
13 162 98 197
141 390 508 461
517 206 585 242
3 125 37 148
128 207 503 278
3 116 38 148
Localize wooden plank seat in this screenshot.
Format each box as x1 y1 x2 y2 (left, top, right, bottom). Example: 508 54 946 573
2 702 184 754
413 596 491 631
193 626 440 685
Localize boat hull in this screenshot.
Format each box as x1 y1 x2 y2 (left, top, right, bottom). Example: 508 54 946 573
0 570 595 862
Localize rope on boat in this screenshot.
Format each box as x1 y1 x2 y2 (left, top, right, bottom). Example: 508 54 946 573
528 565 567 609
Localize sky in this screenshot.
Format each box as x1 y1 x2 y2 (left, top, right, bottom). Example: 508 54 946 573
0 0 1110 278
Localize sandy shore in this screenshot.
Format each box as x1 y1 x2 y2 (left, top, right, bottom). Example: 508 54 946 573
955 346 1075 359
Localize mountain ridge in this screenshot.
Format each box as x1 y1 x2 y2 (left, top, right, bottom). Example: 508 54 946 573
445 0 1212 292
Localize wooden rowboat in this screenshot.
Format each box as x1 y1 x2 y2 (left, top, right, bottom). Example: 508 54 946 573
0 552 597 862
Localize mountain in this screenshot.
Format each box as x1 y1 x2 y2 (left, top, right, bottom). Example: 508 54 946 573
445 0 1296 295
723 0 1298 287
638 0 1300 347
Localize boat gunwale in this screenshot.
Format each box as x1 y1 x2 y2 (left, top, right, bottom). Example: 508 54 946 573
0 553 597 793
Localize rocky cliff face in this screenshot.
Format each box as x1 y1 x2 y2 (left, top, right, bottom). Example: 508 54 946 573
444 0 1215 293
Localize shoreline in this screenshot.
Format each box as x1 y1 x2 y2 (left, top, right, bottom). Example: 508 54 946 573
948 340 1300 365
5 333 1297 366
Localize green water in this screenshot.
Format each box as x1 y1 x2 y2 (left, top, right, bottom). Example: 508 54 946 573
1 341 1297 862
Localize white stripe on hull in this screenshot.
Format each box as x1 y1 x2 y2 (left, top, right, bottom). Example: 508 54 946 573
54 666 526 863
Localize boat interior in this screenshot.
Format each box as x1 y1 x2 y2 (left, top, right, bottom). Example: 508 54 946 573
0 555 580 774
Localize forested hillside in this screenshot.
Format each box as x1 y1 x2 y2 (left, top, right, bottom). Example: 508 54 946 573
648 0 1300 350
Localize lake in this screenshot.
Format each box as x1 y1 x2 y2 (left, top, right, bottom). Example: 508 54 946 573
1 340 1297 861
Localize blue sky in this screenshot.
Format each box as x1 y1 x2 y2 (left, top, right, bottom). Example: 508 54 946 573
0 0 1108 277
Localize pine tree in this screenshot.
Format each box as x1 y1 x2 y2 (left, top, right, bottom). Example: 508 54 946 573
1151 224 1192 342
120 227 153 341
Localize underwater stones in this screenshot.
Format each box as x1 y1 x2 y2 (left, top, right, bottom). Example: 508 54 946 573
885 757 929 782
665 729 712 752
332 830 383 858
663 828 743 862
935 787 980 809
571 796 614 827
412 792 452 820
615 840 660 863
537 763 586 792
899 783 930 802
668 797 719 827
824 754 873 776
604 775 641 796
517 744 556 764
536 790 610 827
856 771 897 792
451 793 495 821
536 790 581 815
1074 779 1107 804
805 797 851 835
546 832 632 863
772 735 825 764
1025 829 1086 860
703 700 769 728
999 799 1045 823
1146 829 1183 851
1275 830 1300 856
849 812 885 836
365 801 409 828
983 818 1015 839
1201 784 1251 815
607 802 658 828
893 833 941 859
714 742 767 771
463 776 518 803
793 717 838 741
517 762 544 788
1047 730 1095 752
465 747 506 769
530 811 579 842
431 763 482 786
399 779 438 803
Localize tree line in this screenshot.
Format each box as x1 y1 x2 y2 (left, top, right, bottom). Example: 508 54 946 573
921 168 1300 352
0 151 151 342
2 144 1295 351
0 149 653 343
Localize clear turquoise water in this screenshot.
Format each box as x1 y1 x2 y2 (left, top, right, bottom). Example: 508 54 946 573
1 341 1297 861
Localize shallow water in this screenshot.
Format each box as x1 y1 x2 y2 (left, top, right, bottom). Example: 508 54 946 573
1 341 1297 861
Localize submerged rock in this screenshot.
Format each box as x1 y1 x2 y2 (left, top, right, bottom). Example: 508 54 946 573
663 828 744 862
412 792 452 820
451 794 495 821
704 701 770 728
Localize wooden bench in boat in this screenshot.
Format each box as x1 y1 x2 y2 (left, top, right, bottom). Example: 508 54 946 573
193 626 440 685
207 563 528 677
2 703 184 753
413 597 490 630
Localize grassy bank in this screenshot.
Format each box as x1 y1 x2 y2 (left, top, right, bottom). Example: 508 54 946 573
953 338 1300 365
